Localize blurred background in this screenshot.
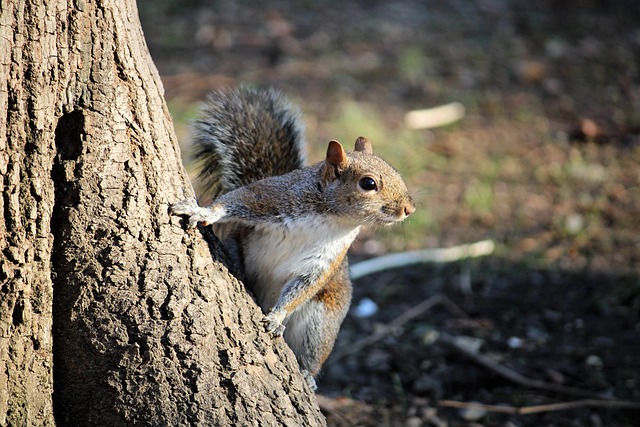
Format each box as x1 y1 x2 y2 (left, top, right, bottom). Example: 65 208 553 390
139 1 640 425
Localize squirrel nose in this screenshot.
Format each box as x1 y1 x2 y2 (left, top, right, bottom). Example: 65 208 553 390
404 203 416 217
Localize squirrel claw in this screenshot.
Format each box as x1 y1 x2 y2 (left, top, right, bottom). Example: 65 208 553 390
263 311 286 336
169 198 199 217
170 198 225 228
301 370 317 390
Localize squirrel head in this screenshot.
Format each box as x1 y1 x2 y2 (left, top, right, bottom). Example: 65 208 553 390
321 137 416 226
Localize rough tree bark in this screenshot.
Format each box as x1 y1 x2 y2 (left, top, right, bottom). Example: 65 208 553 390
0 0 325 425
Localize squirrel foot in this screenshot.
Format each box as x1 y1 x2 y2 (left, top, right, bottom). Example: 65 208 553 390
169 198 225 228
301 370 317 391
263 309 286 336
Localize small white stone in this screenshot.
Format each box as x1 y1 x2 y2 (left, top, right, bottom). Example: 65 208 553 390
459 403 486 421
353 297 378 318
507 336 523 349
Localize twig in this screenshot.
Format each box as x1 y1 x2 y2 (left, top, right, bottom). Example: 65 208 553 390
438 398 640 415
349 239 495 280
329 294 462 363
438 332 609 399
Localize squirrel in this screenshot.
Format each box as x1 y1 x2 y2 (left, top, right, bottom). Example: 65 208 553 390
170 86 415 389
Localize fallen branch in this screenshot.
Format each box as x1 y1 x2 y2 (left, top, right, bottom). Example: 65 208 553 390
438 332 609 400
439 398 640 415
349 239 495 280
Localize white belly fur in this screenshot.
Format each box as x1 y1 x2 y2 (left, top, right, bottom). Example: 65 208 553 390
242 215 360 312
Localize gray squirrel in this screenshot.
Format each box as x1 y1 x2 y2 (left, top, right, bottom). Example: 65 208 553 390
170 86 415 389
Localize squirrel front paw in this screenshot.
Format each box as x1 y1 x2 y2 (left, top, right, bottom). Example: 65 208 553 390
169 198 225 228
169 198 198 217
262 309 286 336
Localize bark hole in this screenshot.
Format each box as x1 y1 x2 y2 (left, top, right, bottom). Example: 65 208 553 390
11 293 25 327
54 111 84 161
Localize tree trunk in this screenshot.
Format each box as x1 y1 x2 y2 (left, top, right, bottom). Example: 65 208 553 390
0 0 325 425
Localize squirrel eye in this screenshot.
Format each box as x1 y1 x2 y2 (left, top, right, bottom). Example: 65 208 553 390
358 176 378 192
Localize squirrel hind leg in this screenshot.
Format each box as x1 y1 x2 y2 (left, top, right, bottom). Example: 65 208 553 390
283 300 344 384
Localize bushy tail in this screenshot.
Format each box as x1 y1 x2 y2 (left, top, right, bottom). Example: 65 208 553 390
191 86 307 202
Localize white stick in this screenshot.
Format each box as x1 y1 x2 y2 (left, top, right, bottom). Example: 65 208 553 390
404 102 466 129
349 239 495 280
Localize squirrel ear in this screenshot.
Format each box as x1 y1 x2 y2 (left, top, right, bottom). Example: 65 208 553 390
326 140 348 168
354 136 373 154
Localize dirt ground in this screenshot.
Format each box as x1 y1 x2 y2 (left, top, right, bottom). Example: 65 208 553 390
139 0 640 425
